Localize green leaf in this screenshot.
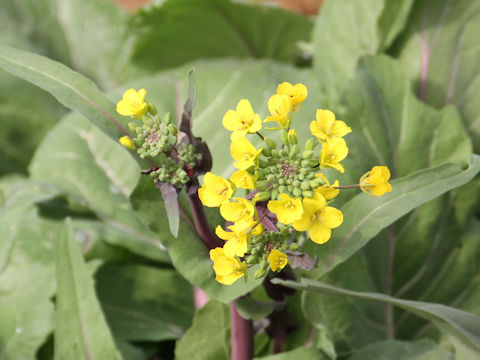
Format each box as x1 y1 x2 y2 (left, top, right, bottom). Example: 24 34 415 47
129 0 313 71
349 339 453 360
0 180 57 359
305 155 480 278
396 0 480 151
274 278 480 353
157 183 180 238
234 295 284 321
175 300 230 360
254 346 328 360
312 0 384 98
30 113 169 262
0 44 130 142
377 0 416 51
95 264 194 342
130 176 264 303
55 219 122 360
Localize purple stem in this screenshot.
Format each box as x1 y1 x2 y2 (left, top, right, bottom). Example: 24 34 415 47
230 303 253 360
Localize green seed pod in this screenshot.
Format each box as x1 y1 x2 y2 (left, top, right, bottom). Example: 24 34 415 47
290 144 300 156
264 137 277 149
305 138 317 150
148 103 158 116
300 181 311 190
302 150 314 159
168 124 177 136
262 147 271 157
280 130 289 146
164 112 171 125
254 268 267 279
292 188 302 197
256 180 269 191
302 190 313 198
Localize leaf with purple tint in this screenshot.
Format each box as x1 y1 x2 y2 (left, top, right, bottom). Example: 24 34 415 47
157 182 180 238
287 251 317 271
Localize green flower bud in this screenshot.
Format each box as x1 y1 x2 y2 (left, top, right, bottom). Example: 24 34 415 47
260 259 268 271
288 129 298 145
308 159 319 167
148 103 158 116
256 180 269 191
278 149 287 157
300 181 311 190
255 191 271 202
271 189 279 200
287 185 294 193
292 179 301 187
262 147 271 157
259 160 269 169
302 190 313 198
271 149 278 158
278 185 286 193
280 130 289 146
264 137 277 149
246 255 257 264
306 172 315 180
292 188 302 197
128 122 138 132
289 243 299 251
302 150 314 159
290 144 300 156
254 268 267 279
164 112 171 125
256 170 265 180
168 124 177 135
305 138 317 151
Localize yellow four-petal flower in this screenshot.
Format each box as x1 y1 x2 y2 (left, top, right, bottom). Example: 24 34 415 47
222 99 262 139
198 172 235 207
209 247 246 285
116 88 148 119
360 166 392 196
267 193 303 225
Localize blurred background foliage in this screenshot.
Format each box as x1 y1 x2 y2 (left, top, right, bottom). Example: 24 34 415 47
0 0 479 359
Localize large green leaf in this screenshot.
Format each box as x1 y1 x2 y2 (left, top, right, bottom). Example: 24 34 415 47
0 45 130 142
95 264 194 342
175 300 230 360
29 113 169 262
0 180 58 360
273 278 480 353
54 219 122 360
395 0 480 151
129 0 312 71
130 176 264 303
349 339 453 360
304 155 480 278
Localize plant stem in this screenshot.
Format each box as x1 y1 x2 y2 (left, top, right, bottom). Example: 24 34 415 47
386 224 396 339
230 303 253 360
333 184 360 189
187 188 223 250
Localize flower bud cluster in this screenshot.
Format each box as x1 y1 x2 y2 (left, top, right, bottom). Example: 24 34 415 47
116 88 203 188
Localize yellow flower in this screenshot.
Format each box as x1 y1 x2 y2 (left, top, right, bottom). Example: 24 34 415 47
230 137 262 170
310 109 352 141
220 197 255 229
267 193 303 225
315 173 339 200
230 170 256 190
215 225 249 258
118 136 136 150
267 249 288 272
320 138 349 173
116 88 148 119
292 192 343 244
198 172 235 207
277 82 307 111
360 166 392 196
264 94 291 129
222 99 262 139
210 247 246 285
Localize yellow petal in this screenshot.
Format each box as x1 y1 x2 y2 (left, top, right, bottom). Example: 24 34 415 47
309 222 332 244
319 207 343 229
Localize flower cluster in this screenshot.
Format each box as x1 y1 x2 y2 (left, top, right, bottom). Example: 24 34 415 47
116 88 203 188
199 82 392 285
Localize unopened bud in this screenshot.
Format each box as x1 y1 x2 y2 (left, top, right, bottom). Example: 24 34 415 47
305 138 317 151
255 191 271 202
246 255 257 264
290 144 300 155
288 129 298 145
271 189 279 200
302 150 314 159
168 124 177 135
256 180 269 191
254 268 267 279
119 136 136 150
264 137 276 149
262 147 271 157
128 122 138 132
148 103 157 115
292 188 302 197
164 112 171 125
300 181 311 190
302 190 313 198
289 243 299 251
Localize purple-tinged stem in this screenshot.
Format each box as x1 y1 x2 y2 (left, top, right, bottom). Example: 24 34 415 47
187 188 223 250
230 303 253 360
